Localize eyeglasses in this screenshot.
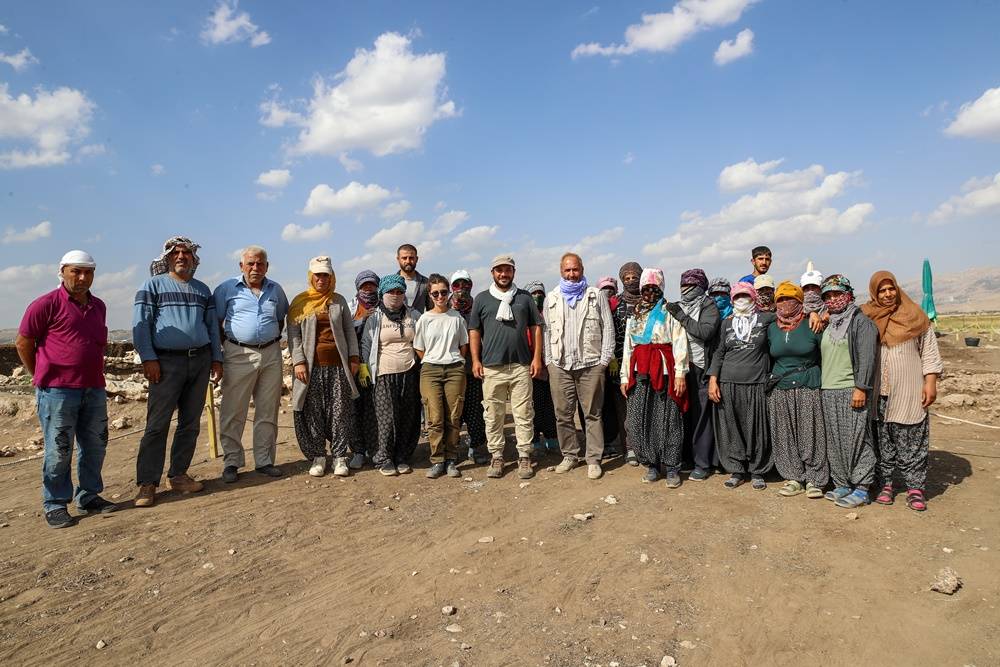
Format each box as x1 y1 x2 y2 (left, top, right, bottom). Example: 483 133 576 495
429 290 450 298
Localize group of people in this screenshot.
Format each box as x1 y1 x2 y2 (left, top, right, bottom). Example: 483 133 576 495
15 240 943 529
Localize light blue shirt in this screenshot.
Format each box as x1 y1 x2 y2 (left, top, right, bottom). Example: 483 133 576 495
213 276 289 345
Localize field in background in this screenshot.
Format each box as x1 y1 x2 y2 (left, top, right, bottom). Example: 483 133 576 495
936 312 1000 342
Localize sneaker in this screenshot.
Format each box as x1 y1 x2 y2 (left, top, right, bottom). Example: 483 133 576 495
446 460 461 478
332 457 350 477
688 468 709 481
222 466 238 483
824 486 852 502
665 470 682 489
395 462 412 475
470 448 491 465
348 453 366 470
45 507 75 529
379 462 398 476
487 456 504 478
309 456 327 477
254 465 284 478
642 466 660 483
78 495 118 515
587 463 603 480
625 450 639 467
555 457 577 474
545 438 560 454
426 462 446 479
168 473 204 492
135 484 156 507
518 457 534 479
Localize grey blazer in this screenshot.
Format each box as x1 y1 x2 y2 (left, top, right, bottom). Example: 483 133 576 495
286 294 360 411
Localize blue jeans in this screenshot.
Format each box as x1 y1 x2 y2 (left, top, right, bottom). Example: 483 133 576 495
36 387 109 512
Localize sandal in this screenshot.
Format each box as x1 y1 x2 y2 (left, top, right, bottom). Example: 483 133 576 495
724 474 745 489
875 484 894 505
778 480 804 497
824 486 852 502
835 488 871 509
751 476 767 491
905 489 927 512
805 482 824 499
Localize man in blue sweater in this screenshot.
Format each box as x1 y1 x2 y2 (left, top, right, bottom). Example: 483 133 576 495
132 237 222 507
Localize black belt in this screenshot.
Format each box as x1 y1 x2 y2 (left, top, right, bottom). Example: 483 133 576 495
155 345 209 357
226 336 280 350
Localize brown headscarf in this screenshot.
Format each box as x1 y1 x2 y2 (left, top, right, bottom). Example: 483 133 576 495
860 271 930 347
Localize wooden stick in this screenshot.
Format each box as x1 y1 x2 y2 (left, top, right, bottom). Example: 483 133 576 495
205 382 220 458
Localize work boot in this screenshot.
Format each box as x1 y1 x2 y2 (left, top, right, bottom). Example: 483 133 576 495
168 474 204 492
135 484 156 507
487 456 504 479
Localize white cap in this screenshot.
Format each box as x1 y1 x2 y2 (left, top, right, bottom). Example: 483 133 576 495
753 274 775 290
800 260 823 287
59 250 96 269
450 269 472 285
308 255 333 274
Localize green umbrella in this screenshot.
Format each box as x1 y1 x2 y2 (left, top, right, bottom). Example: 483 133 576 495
921 258 937 322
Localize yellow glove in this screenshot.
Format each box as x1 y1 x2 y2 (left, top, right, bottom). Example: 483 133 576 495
357 363 372 388
608 358 620 377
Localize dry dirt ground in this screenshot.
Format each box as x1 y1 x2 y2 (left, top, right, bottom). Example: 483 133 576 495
1 339 998 667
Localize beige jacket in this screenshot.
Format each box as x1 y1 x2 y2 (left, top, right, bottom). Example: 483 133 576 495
286 294 360 411
542 285 615 370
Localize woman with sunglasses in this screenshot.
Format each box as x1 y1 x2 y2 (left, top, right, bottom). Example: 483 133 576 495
414 274 469 478
359 274 423 476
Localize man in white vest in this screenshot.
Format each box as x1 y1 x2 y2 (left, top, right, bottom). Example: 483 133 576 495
543 252 615 479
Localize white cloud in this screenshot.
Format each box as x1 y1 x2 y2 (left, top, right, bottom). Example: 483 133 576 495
433 209 469 233
0 48 39 72
281 221 332 242
945 86 1000 141
261 32 457 157
150 163 166 176
0 83 95 169
366 220 426 249
302 181 392 216
572 0 759 59
929 171 1000 225
338 152 363 172
201 0 270 48
454 225 498 247
256 168 291 188
434 200 447 211
256 191 281 201
77 143 107 158
0 25 8 35
381 199 412 220
644 158 874 263
0 263 57 285
623 151 635 165
2 220 51 244
713 28 754 65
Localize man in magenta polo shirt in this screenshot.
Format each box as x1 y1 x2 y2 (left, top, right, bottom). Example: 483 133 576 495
15 250 116 529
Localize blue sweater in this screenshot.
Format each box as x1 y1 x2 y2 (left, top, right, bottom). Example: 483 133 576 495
132 274 222 362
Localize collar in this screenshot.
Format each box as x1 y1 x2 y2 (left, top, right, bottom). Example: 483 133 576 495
238 275 270 290
398 270 426 283
59 284 92 309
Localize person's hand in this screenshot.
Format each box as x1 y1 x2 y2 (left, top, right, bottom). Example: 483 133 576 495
708 377 721 403
530 358 543 379
809 311 825 333
357 363 372 387
472 360 484 379
294 363 308 384
350 359 360 377
620 382 629 398
210 361 223 383
608 358 620 377
142 360 161 384
922 375 938 408
851 388 867 409
674 375 687 398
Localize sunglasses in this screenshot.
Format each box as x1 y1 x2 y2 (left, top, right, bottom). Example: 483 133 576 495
429 290 450 298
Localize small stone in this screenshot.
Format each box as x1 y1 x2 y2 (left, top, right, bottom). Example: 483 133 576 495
119 555 133 563
373 629 387 638
228 549 236 555
679 640 697 649
145 567 155 575
930 567 962 595
364 499 373 505
410 614 417 620
202 562 215 570
573 512 594 522
463 477 473 482
343 658 353 664
442 605 457 615
640 553 649 564
110 416 132 430
445 623 463 633
546 466 556 472
554 606 561 614
460 643 472 650
111 493 121 500
845 512 859 521
942 547 954 554
359 631 368 638
660 657 677 667
449 568 461 574
519 482 530 489
96 640 107 649
478 536 494 543
0 522 8 528
603 495 619 505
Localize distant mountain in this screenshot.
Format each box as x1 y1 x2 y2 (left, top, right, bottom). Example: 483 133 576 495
894 266 1000 314
0 329 133 345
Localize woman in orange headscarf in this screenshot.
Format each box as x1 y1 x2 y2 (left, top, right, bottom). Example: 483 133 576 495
861 271 942 511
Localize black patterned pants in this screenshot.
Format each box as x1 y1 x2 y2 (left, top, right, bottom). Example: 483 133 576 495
875 396 930 490
372 367 422 466
293 365 357 460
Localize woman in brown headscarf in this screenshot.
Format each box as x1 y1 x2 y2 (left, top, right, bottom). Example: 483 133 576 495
861 271 942 511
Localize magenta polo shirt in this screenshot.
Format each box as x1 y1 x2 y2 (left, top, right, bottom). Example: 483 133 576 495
18 286 108 389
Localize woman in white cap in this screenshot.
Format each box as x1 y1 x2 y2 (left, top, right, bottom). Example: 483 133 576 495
287 257 360 477
620 268 689 489
753 274 776 313
800 261 827 332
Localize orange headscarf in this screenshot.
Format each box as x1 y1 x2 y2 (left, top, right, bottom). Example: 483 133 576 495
860 270 930 347
288 270 336 324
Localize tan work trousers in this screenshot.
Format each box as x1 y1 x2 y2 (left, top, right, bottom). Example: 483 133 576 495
219 340 283 469
420 362 467 463
481 363 535 458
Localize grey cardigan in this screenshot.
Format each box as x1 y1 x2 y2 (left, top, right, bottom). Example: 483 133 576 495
360 306 422 378
286 294 360 411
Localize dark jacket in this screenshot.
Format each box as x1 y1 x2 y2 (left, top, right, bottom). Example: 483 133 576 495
665 296 721 372
398 270 430 313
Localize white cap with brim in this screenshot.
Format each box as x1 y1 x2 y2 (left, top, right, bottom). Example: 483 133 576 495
753 274 776 290
800 260 823 287
450 269 472 285
59 250 96 269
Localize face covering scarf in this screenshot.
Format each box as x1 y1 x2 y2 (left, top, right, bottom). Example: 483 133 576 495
731 296 758 343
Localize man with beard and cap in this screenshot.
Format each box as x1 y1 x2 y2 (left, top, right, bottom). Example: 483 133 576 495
754 274 777 313
543 253 615 480
469 254 544 480
348 269 380 469
739 245 772 285
615 261 642 466
397 243 430 313
214 245 290 484
525 280 559 455
17 250 116 528
451 270 490 464
664 268 721 481
133 237 223 507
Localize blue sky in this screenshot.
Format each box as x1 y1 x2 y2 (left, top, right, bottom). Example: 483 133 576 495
2 0 998 327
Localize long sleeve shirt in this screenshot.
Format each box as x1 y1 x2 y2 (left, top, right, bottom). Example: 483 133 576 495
621 303 689 380
879 324 943 425
213 276 289 345
665 297 721 370
707 312 776 384
132 274 222 362
542 287 615 370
